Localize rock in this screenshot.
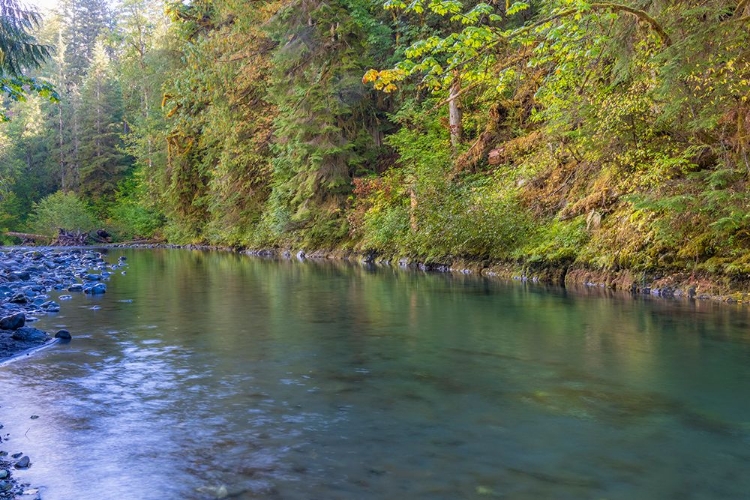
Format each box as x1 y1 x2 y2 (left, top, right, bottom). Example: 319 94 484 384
0 312 25 330
0 480 11 492
0 470 9 479
12 327 48 342
55 330 72 340
68 284 84 292
10 271 30 281
40 301 61 312
8 293 28 304
83 283 107 295
14 456 30 469
296 250 306 260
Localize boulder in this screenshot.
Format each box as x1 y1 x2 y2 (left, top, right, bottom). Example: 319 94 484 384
55 330 72 340
0 312 25 330
12 327 48 342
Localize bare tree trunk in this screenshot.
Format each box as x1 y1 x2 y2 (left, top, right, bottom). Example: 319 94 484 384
410 185 418 232
449 72 463 150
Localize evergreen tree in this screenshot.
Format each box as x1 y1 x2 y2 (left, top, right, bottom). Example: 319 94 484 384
264 0 386 245
78 41 128 208
59 0 110 84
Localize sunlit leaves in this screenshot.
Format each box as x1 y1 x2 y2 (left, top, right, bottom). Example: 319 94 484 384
0 76 58 121
506 1 529 15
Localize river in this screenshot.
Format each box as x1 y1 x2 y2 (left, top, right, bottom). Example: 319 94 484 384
1 248 749 499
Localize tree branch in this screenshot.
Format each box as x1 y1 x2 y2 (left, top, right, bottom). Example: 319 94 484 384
735 0 750 17
523 3 672 47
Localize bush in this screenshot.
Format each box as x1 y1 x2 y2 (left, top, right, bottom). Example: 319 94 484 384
109 200 164 241
30 191 100 237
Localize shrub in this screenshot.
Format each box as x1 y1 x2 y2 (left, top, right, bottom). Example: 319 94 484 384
30 191 100 237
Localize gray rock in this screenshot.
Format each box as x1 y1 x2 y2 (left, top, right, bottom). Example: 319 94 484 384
8 293 28 304
0 312 25 330
14 456 30 469
83 283 107 295
0 479 11 491
68 284 84 292
55 330 72 340
40 301 61 312
12 327 48 342
10 271 30 281
0 469 9 479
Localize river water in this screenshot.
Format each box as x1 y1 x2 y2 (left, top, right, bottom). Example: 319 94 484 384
1 249 749 499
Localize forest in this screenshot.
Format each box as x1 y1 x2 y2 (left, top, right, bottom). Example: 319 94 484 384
1 0 749 283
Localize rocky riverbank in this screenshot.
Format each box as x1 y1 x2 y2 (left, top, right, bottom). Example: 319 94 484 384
240 247 750 305
0 247 126 498
118 242 750 303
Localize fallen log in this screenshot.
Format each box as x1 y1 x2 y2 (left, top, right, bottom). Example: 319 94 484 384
5 232 51 245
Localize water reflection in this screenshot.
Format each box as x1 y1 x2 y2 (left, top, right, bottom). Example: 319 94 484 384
0 249 749 499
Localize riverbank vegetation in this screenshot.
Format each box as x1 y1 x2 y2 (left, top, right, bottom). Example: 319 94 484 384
1 0 749 282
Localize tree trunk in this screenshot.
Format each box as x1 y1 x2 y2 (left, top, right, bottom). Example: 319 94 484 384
449 72 463 150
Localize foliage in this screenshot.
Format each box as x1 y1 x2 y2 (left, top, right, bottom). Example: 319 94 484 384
29 190 100 236
1 0 749 284
0 0 57 119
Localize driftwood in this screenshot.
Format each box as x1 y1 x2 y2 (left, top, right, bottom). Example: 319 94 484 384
7 228 113 246
51 228 88 246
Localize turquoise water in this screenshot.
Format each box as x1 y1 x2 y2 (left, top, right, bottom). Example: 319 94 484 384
1 249 749 499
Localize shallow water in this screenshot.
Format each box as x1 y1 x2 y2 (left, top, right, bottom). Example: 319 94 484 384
1 249 749 499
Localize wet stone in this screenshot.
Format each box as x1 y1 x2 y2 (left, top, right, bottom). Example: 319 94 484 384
83 283 107 295
8 293 28 304
40 301 61 313
0 313 25 330
11 327 48 342
55 330 72 340
14 456 30 469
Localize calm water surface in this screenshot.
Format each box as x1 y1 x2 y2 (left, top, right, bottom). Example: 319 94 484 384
1 249 749 499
